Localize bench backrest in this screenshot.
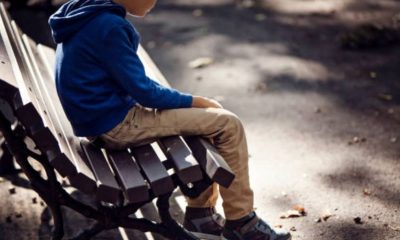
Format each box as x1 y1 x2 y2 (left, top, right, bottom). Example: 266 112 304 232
0 3 234 205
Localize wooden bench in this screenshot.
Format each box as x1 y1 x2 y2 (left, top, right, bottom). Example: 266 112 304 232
0 3 235 239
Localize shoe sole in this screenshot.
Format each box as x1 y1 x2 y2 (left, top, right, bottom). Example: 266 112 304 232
190 232 221 240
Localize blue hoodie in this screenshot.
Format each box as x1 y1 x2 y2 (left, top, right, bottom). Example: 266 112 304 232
48 0 193 137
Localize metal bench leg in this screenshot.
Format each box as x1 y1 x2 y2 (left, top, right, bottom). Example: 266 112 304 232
0 112 65 239
156 193 200 240
0 140 17 174
48 202 64 240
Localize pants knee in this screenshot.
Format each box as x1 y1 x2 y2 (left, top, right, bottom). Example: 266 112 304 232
218 110 244 133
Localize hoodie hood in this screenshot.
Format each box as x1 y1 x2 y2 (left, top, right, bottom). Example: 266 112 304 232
49 0 126 43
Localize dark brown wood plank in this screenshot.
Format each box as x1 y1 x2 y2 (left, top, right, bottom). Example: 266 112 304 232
9 21 96 193
131 144 174 196
0 6 41 119
0 6 53 148
158 136 203 184
184 136 235 188
107 150 149 203
0 4 21 92
81 141 121 204
0 11 20 104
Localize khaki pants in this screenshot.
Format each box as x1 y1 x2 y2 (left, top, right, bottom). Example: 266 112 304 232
100 105 254 220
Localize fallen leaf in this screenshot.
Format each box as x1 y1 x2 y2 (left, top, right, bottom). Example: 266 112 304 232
348 136 366 145
189 57 214 69
321 210 334 221
280 210 302 219
363 188 371 196
192 9 203 17
292 204 307 216
274 224 283 228
290 226 297 231
377 93 393 101
255 13 267 21
255 82 268 93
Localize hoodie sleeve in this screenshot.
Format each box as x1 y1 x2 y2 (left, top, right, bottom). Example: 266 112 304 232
100 23 193 109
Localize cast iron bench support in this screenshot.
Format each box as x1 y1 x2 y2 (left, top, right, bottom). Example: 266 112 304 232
0 139 16 174
0 110 200 240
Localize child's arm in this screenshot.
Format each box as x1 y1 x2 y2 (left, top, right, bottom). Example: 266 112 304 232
101 24 193 109
149 79 222 108
192 96 223 108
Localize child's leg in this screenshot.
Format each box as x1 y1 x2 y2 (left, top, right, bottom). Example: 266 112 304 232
100 105 254 220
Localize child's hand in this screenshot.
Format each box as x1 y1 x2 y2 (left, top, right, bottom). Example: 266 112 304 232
192 96 223 109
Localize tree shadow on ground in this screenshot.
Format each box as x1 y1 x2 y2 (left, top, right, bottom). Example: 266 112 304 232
322 163 400 208
315 221 387 240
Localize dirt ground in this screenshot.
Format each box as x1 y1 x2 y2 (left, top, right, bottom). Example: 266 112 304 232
1 0 400 239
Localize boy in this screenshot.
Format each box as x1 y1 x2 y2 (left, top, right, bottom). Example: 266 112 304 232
48 0 291 239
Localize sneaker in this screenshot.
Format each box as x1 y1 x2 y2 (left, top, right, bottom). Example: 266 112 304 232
183 207 225 240
221 212 291 240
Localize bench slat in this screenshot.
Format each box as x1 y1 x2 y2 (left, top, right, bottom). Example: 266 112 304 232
0 10 79 178
12 25 96 192
158 136 203 184
0 7 43 126
131 144 174 196
0 11 19 104
107 150 149 203
0 8 53 142
184 136 235 188
81 141 121 204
